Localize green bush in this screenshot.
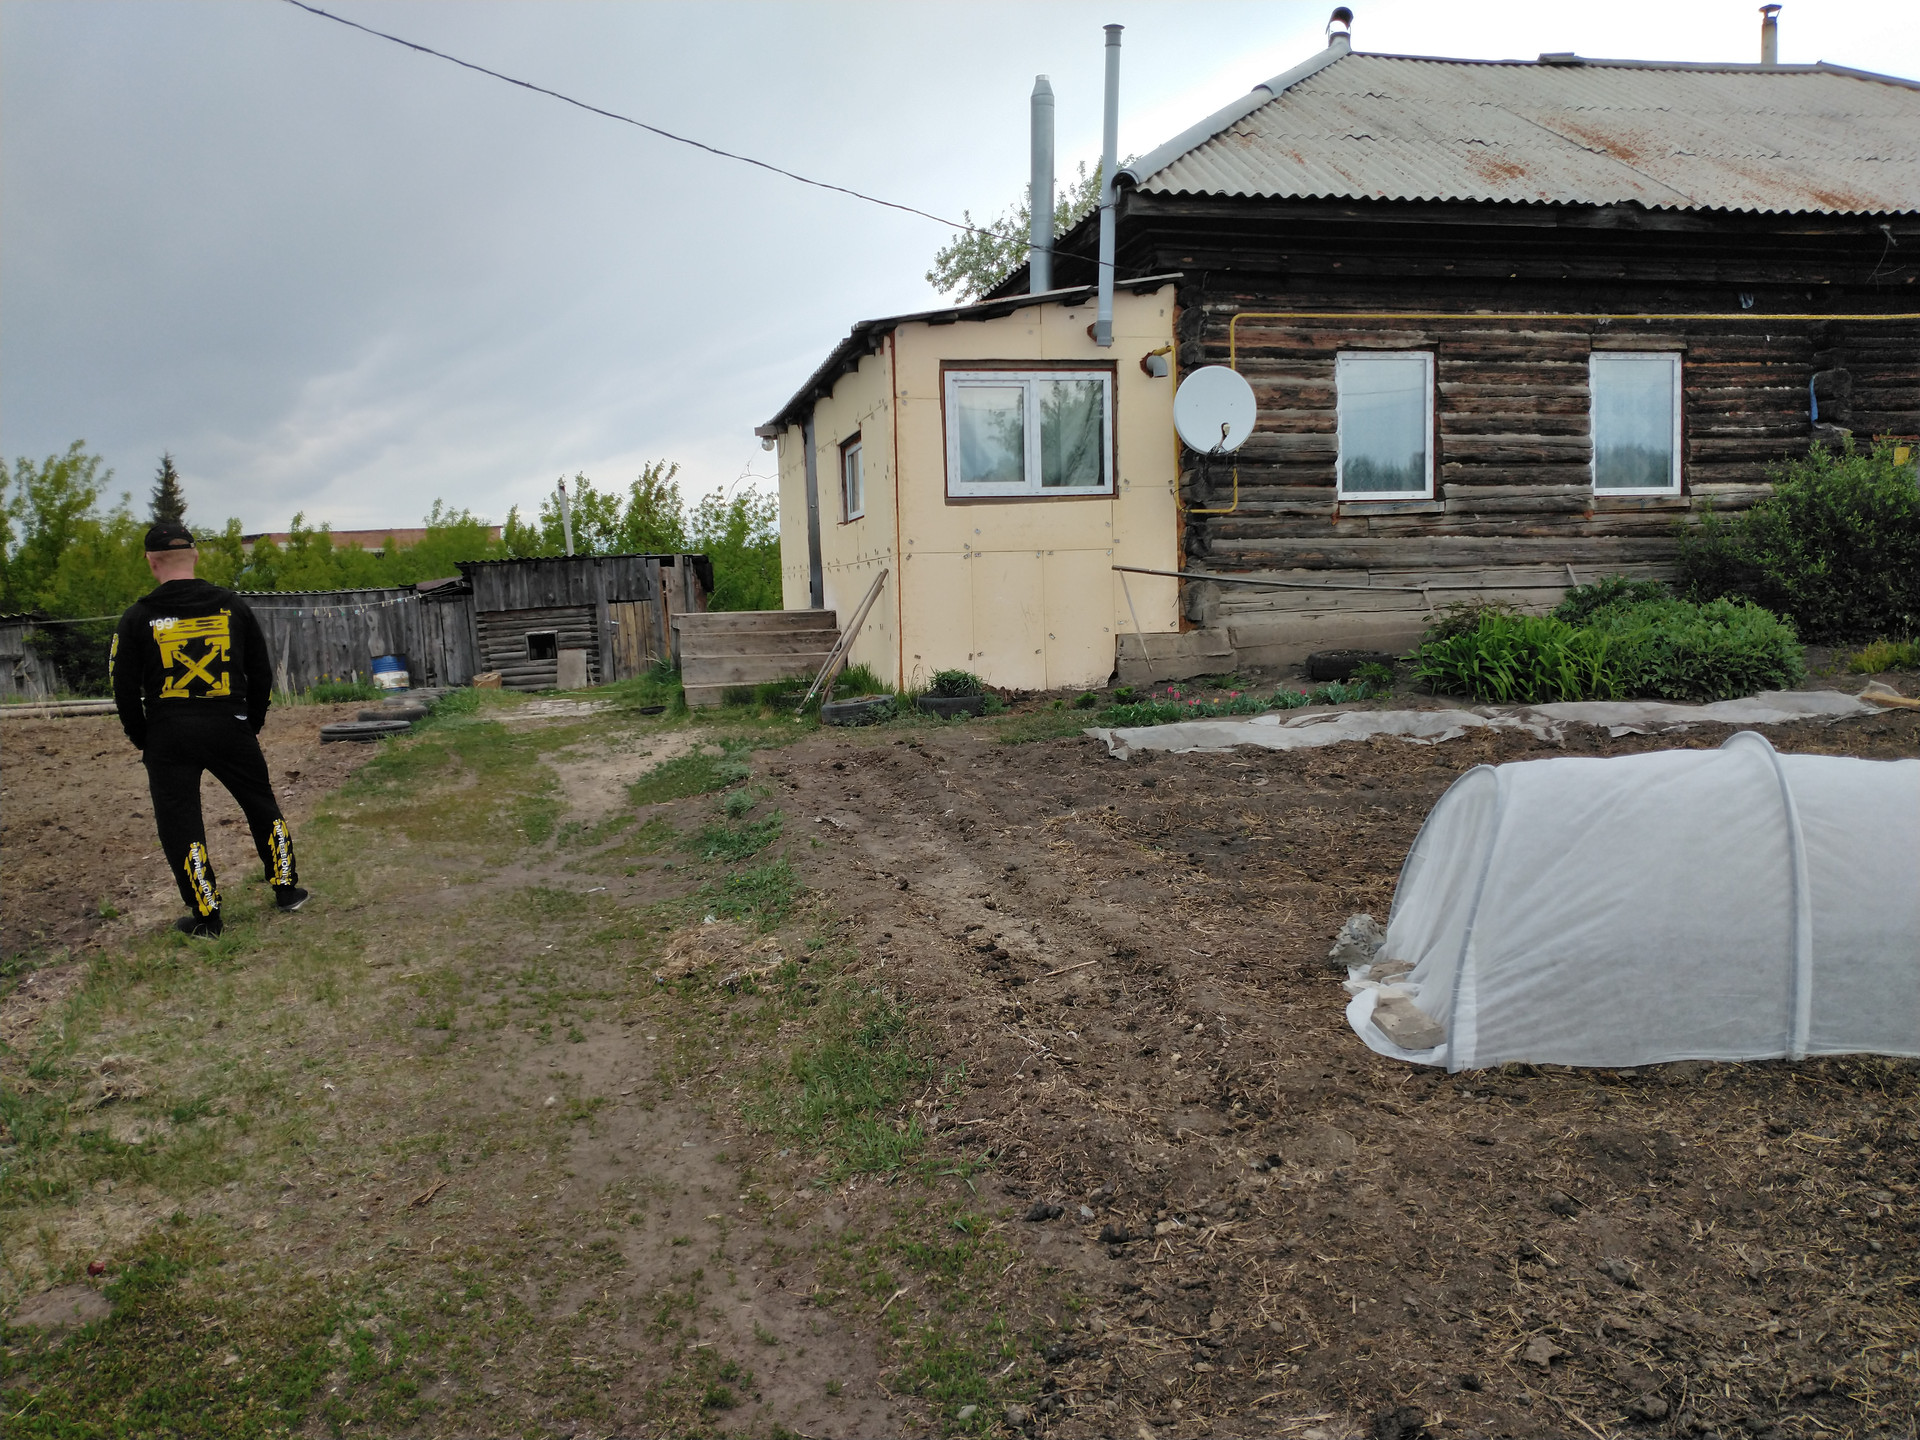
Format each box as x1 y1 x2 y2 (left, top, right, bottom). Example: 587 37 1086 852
1847 638 1920 673
1583 597 1803 701
928 669 986 698
1412 614 1620 704
834 662 886 696
1678 437 1920 642
1554 576 1667 625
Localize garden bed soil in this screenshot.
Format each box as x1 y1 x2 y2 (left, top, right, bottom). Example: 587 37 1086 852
757 704 1920 1438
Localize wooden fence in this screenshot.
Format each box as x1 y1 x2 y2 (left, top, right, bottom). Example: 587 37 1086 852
242 587 478 693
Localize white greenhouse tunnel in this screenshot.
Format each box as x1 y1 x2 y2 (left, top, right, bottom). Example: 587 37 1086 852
1348 732 1920 1072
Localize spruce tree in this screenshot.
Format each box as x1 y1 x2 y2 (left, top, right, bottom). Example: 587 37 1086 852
149 452 187 525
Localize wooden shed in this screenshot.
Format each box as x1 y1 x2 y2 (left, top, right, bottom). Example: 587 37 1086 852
0 614 68 701
243 581 479 694
456 554 712 691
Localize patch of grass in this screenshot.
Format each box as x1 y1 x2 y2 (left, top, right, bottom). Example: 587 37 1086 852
0 1224 338 1439
832 662 887 697
701 859 800 931
629 749 751 806
696 811 785 863
303 679 384 703
990 709 1093 744
744 980 933 1176
1847 638 1920 672
1412 613 1621 704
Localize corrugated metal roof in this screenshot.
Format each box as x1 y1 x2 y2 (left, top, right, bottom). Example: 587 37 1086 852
1134 52 1920 215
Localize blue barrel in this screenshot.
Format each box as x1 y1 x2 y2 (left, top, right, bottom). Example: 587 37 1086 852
370 654 411 691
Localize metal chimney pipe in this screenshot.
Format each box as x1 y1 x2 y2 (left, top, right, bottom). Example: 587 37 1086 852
1760 4 1780 66
1094 24 1122 347
1029 76 1055 294
1328 6 1354 51
556 477 576 556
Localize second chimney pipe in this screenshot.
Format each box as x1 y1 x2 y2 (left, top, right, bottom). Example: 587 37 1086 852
1094 24 1122 347
1760 4 1780 66
1029 76 1054 294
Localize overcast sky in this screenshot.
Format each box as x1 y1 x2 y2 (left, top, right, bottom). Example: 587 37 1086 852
4 0 1916 534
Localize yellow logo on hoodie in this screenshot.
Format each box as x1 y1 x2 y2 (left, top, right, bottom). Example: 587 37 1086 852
155 611 233 699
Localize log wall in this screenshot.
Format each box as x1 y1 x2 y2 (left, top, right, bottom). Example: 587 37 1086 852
475 604 599 691
1170 280 1919 659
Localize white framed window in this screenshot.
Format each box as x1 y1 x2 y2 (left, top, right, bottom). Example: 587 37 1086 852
943 369 1113 498
1590 352 1682 494
841 435 864 521
1336 351 1434 500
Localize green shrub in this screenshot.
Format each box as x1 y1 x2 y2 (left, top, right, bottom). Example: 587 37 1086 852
1678 436 1920 642
1847 638 1920 673
1583 597 1803 701
1424 599 1521 642
928 669 986 698
1351 660 1395 689
1554 575 1667 625
1412 615 1620 704
1072 691 1099 709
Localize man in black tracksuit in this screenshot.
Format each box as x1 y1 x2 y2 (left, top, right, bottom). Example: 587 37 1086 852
112 521 308 938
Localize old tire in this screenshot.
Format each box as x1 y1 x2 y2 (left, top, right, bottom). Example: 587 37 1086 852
915 694 986 719
1306 649 1395 682
820 695 895 727
358 706 429 722
320 720 413 743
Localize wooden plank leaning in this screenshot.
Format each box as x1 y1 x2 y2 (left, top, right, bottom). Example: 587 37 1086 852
798 569 889 711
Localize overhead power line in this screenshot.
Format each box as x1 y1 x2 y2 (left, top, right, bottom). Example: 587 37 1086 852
281 0 1028 248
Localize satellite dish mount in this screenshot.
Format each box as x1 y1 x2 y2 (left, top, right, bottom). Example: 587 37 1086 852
1173 365 1257 514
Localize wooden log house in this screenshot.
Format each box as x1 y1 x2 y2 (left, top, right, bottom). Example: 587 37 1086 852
987 15 1920 673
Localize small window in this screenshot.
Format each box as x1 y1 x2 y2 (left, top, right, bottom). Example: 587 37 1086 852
944 370 1113 498
526 630 557 661
1591 352 1682 493
841 435 864 521
1336 352 1434 499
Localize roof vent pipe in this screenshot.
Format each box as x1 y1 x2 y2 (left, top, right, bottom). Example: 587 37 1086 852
1029 76 1054 294
1328 6 1353 52
1760 4 1780 66
1094 24 1122 347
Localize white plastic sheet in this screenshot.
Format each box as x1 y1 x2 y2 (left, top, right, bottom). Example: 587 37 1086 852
1090 689 1878 758
1348 732 1920 1071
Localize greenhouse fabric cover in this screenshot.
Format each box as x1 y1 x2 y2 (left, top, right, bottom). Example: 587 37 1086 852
1092 689 1878 758
1347 732 1920 1071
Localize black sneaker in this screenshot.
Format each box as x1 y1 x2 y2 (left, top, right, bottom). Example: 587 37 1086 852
173 914 222 939
274 886 310 913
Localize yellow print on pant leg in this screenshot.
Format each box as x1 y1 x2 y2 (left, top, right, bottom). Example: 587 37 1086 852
268 819 295 887
183 843 221 917
154 611 233 699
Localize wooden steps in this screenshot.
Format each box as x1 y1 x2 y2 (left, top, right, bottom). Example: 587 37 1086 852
676 610 839 708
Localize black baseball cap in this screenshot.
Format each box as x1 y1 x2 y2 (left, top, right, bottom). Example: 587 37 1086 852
144 521 196 552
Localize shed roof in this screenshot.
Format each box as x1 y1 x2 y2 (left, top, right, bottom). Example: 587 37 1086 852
1120 46 1920 216
759 274 1182 434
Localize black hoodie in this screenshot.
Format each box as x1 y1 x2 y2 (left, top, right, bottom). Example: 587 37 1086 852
111 579 273 749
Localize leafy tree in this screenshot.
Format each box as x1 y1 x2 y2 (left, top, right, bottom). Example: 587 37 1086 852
149 452 188 524
4 441 112 611
502 462 689 557
689 486 780 612
927 161 1104 303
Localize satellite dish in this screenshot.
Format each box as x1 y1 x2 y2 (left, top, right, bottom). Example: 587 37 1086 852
1173 365 1257 454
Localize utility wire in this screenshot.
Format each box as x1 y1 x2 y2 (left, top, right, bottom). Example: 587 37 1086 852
281 0 1065 255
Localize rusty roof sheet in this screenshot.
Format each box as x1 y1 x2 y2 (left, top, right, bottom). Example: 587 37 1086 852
1132 52 1920 215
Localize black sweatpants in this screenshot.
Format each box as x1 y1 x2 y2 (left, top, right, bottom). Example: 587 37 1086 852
143 710 297 918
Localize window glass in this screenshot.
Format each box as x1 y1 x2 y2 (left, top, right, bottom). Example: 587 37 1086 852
1038 378 1105 488
1591 353 1680 492
945 371 1112 497
954 386 1025 487
842 440 864 520
1337 353 1431 497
